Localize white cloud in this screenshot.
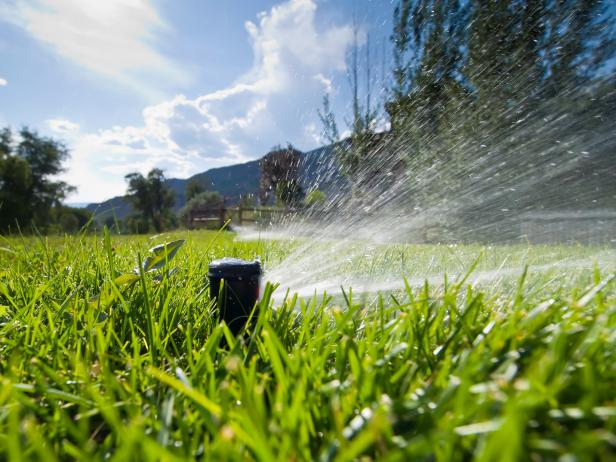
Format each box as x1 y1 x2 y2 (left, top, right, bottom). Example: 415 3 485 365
313 73 333 94
0 77 7 86
304 122 321 144
47 118 80 134
3 0 187 98
61 0 353 202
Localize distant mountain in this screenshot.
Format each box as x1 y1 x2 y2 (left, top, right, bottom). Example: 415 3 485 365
86 144 347 223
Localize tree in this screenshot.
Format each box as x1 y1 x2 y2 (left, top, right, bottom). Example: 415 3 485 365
186 179 208 201
179 191 222 228
0 128 31 231
318 20 388 199
382 0 616 241
275 179 304 207
125 168 175 233
259 145 304 206
387 0 469 135
317 94 339 146
543 0 616 96
239 194 257 208
50 206 92 234
391 0 413 100
0 127 74 232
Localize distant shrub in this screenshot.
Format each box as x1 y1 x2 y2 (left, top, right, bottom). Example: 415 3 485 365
178 191 222 227
49 206 92 234
304 189 326 207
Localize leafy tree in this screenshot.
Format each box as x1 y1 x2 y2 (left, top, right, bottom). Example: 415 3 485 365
382 0 616 240
179 191 222 227
50 206 92 234
344 24 382 191
125 216 150 234
0 129 31 231
275 180 304 207
186 179 208 201
463 0 615 118
387 0 469 136
239 194 257 207
0 127 74 232
318 22 388 199
0 127 10 155
103 215 123 234
125 168 175 233
259 145 303 206
543 0 616 96
391 0 413 100
317 94 340 146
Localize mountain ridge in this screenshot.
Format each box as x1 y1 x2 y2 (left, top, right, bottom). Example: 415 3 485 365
86 144 346 223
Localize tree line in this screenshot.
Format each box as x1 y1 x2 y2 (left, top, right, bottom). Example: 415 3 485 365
0 127 90 233
0 128 316 235
321 0 616 239
122 144 315 234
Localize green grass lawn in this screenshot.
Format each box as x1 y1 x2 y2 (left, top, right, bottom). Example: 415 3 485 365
0 230 615 460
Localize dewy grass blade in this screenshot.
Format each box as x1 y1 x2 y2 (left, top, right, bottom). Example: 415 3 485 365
137 251 157 364
576 274 614 308
147 366 222 418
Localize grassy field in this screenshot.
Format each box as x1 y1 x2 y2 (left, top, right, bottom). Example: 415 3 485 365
0 230 615 460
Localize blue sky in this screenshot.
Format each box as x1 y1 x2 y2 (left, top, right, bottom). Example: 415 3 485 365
0 0 394 203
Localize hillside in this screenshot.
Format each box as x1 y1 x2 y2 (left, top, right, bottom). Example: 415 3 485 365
86 144 346 223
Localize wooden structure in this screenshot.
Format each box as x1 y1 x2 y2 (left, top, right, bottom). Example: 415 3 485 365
187 206 227 229
188 204 300 229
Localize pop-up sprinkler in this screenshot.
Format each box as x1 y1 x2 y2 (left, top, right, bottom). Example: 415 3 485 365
208 258 262 335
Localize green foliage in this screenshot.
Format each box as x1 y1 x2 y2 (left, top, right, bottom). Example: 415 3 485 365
0 127 75 232
318 24 382 196
391 0 413 99
304 189 326 207
49 206 92 234
377 0 616 238
140 239 185 273
387 0 615 133
125 215 150 234
275 179 304 207
0 232 614 459
186 179 207 201
125 168 175 233
240 193 257 207
259 145 303 205
317 94 339 146
179 191 222 227
89 238 185 326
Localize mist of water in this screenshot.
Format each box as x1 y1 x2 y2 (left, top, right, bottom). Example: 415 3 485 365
238 32 616 301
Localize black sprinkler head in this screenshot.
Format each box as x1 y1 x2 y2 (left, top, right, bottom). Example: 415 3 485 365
208 257 262 335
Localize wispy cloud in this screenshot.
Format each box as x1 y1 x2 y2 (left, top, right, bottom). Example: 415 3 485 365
47 118 79 134
0 77 7 86
2 0 188 99
60 0 354 202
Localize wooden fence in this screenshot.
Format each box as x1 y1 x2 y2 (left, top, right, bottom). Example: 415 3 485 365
187 204 300 229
